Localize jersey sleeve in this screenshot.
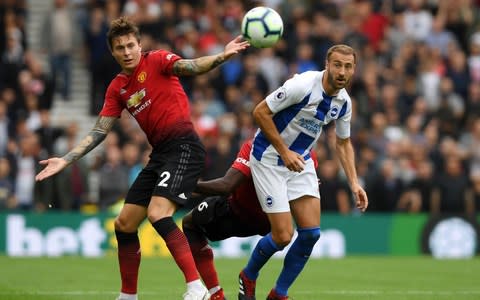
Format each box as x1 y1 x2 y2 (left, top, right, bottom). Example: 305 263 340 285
335 92 352 139
99 79 124 117
265 73 312 114
150 50 182 75
231 140 252 177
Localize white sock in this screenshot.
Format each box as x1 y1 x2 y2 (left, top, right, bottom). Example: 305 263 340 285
187 279 206 293
209 286 221 294
118 292 138 300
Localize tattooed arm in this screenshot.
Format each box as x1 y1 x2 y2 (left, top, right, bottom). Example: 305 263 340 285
35 116 117 181
62 116 117 164
173 35 249 76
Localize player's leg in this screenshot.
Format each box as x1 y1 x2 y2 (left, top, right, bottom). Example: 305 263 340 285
269 161 321 299
182 196 227 299
148 195 209 300
268 195 320 299
239 162 291 300
148 139 209 300
114 165 165 300
114 203 148 300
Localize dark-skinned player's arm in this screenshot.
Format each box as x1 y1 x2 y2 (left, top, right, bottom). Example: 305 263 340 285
35 116 117 181
195 168 246 196
172 35 249 76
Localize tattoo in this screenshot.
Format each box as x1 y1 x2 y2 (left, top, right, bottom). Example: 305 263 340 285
62 116 117 164
173 54 225 76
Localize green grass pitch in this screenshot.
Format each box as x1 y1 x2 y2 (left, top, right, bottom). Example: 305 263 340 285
0 256 479 300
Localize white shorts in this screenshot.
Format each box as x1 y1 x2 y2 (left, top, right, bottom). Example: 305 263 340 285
250 157 320 213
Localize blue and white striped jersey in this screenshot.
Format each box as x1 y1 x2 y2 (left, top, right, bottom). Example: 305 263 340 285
252 70 352 166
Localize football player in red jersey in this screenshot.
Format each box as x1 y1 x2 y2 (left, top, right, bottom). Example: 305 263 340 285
182 140 317 300
35 17 249 300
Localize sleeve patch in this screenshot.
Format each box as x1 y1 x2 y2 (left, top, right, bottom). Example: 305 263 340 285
274 87 287 101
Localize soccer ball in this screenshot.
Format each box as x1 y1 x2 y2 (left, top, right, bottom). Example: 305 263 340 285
241 6 284 48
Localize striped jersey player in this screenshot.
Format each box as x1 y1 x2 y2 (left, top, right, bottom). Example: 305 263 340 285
238 44 369 300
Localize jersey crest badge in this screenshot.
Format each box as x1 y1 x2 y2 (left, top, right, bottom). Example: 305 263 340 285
328 105 340 119
127 88 146 108
137 71 147 83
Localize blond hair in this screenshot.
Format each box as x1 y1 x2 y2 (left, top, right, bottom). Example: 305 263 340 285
326 44 357 64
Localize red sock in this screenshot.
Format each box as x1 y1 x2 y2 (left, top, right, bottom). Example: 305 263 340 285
116 231 141 294
190 240 219 290
153 217 199 283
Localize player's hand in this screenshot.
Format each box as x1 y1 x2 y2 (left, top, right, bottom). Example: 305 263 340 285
35 157 68 181
351 183 368 212
223 35 250 59
282 150 305 173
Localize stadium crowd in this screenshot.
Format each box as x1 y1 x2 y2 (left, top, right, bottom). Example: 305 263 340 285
1 0 480 215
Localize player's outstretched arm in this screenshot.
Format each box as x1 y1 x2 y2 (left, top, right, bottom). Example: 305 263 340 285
196 168 246 195
35 116 117 181
173 35 249 76
335 136 368 212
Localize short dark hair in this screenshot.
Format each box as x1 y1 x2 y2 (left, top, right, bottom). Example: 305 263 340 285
326 44 357 64
106 16 141 51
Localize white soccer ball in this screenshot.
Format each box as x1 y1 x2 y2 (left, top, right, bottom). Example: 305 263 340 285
241 6 284 48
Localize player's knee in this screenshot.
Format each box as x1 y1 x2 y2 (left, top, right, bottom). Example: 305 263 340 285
297 227 321 247
182 213 193 230
272 230 294 247
114 216 137 232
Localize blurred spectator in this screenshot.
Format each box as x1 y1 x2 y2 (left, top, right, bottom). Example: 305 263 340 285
0 25 24 90
0 100 14 156
317 159 352 214
122 0 161 36
257 47 288 93
34 109 64 156
446 48 471 100
431 156 473 214
23 52 55 110
14 132 48 211
84 5 120 115
398 159 435 213
122 141 142 186
98 145 128 210
40 0 79 101
0 157 15 209
468 32 480 83
367 158 405 212
459 117 480 174
403 0 433 42
52 121 90 210
469 170 480 213
291 42 319 73
425 15 457 58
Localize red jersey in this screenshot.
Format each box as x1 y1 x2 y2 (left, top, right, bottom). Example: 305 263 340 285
229 140 319 230
100 50 196 147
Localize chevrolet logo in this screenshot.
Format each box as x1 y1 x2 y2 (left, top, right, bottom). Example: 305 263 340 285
126 89 146 108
